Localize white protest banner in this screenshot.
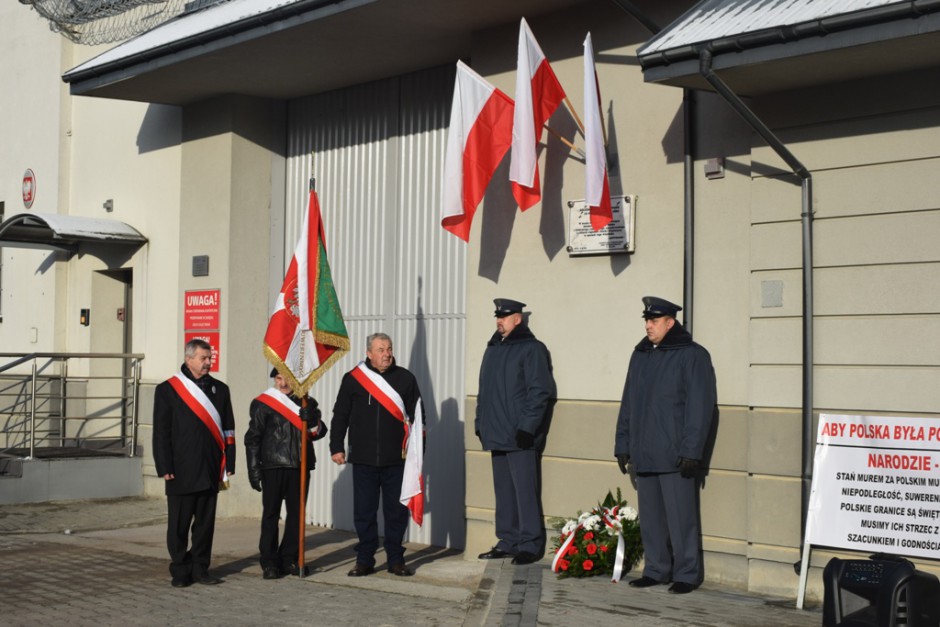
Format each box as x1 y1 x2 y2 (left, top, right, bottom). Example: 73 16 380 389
797 414 940 608
806 414 940 559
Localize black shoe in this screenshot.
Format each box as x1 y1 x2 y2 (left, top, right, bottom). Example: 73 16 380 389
347 563 375 577
283 563 310 577
629 576 665 588
171 576 192 588
263 566 283 580
388 563 414 577
193 572 223 585
478 547 513 560
511 551 539 565
669 582 697 594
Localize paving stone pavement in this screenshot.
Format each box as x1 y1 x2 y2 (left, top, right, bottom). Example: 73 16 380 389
0 497 825 626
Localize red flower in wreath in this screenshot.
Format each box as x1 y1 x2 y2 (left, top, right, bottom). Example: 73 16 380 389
583 559 595 571
584 531 594 540
567 544 578 556
557 558 570 571
586 543 598 555
600 545 609 553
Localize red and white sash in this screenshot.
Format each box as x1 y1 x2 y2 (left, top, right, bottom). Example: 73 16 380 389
168 371 232 482
349 361 424 526
350 362 407 424
255 388 319 438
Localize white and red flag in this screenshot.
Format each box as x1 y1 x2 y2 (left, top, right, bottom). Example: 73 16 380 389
584 32 612 231
400 402 425 526
263 185 349 396
441 61 515 241
509 17 567 211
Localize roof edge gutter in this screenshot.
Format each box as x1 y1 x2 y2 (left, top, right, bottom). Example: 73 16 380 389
698 48 814 546
641 0 940 69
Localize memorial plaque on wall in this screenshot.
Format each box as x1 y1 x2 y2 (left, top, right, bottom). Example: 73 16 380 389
566 195 635 256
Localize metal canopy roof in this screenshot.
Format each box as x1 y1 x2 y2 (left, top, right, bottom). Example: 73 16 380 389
62 0 593 105
0 213 148 252
637 0 940 95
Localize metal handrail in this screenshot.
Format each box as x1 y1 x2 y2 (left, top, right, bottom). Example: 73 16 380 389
0 352 144 460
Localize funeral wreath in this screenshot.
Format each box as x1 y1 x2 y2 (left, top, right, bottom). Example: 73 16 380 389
548 488 642 580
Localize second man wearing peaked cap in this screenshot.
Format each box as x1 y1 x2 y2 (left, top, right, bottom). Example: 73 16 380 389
476 298 556 565
615 296 717 594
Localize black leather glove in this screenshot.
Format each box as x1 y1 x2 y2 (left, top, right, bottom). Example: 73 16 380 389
249 476 262 492
677 457 700 478
616 455 630 475
516 430 535 450
300 399 321 422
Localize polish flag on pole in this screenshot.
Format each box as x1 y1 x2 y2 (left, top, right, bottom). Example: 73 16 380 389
510 18 567 211
584 32 612 231
441 61 515 241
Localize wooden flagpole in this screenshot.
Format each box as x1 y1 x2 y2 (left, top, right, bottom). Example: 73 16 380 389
298 397 308 577
563 95 585 135
545 125 585 159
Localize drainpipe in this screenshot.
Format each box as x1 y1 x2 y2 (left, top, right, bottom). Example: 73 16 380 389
698 49 815 539
683 88 694 333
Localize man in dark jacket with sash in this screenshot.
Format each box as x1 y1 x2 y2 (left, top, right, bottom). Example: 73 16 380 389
245 368 327 579
153 338 236 588
330 332 423 577
476 298 555 565
615 296 717 594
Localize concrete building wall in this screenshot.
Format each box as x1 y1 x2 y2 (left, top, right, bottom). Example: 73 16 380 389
0 5 65 353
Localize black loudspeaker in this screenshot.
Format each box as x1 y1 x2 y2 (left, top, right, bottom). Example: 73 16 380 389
822 555 940 627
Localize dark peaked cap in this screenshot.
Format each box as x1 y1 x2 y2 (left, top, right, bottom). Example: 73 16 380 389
494 298 526 317
642 296 682 319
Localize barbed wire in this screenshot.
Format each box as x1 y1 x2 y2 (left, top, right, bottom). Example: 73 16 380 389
20 0 225 45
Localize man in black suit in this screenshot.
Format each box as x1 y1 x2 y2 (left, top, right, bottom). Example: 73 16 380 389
153 338 236 588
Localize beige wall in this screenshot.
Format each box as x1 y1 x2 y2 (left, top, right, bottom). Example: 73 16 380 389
464 5 689 404
151 96 286 516
0 5 65 353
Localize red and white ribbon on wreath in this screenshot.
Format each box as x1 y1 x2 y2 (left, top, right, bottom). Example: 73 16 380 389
551 506 628 583
601 505 628 583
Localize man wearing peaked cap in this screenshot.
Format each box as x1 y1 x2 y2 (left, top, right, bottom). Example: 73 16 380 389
615 296 716 594
641 296 682 320
476 298 555 565
493 298 526 317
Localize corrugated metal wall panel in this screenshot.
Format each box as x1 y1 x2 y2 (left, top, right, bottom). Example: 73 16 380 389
284 65 466 549
396 65 464 317
393 315 466 547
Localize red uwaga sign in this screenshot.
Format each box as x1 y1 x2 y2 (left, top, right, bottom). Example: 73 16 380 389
184 289 221 372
